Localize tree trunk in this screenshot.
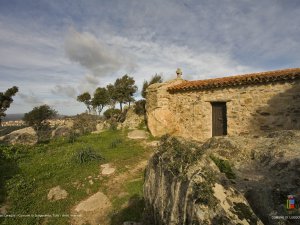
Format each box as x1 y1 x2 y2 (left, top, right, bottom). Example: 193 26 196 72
98 106 102 115
120 102 123 112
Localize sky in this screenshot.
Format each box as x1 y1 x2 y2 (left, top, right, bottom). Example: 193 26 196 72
1 0 300 115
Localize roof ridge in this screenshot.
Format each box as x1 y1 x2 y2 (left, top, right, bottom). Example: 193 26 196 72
168 68 300 92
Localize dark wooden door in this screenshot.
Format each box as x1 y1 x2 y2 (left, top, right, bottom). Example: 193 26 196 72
212 102 227 136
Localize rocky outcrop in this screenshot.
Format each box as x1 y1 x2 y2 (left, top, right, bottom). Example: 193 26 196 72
122 107 145 130
72 191 112 225
144 131 300 225
146 79 185 137
51 125 71 138
0 127 38 145
127 130 149 139
47 185 68 201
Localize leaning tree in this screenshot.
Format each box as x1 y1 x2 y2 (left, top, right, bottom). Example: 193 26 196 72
77 92 92 113
0 86 19 126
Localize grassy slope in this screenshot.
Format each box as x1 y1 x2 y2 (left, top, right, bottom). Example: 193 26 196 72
0 130 152 225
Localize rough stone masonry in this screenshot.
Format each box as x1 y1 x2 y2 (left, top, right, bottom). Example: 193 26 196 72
146 68 300 142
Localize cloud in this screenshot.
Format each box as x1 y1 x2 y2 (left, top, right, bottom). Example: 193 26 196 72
84 74 99 86
18 93 43 106
104 34 257 84
64 28 135 78
2 0 300 116
51 85 77 98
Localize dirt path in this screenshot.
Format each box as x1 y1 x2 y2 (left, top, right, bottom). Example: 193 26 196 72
70 160 149 225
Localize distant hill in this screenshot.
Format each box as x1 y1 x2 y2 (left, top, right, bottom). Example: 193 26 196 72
3 114 24 121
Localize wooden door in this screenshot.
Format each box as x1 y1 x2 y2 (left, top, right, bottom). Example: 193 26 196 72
212 102 227 136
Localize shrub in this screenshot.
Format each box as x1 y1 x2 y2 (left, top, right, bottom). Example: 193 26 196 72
134 99 146 115
72 113 98 135
23 105 57 130
158 135 204 178
23 105 57 143
109 120 118 131
103 108 121 120
36 124 52 144
0 144 27 160
68 131 79 143
210 155 236 179
73 146 104 164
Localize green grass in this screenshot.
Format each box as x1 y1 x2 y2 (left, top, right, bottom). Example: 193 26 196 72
0 130 151 225
110 178 145 224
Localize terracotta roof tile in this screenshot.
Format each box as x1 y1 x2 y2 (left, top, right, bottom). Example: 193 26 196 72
168 68 300 92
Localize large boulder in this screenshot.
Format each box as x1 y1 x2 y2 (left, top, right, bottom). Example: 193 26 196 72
0 127 38 145
122 108 145 130
127 130 149 139
145 79 184 137
51 125 71 138
71 191 112 225
144 131 300 225
147 108 177 136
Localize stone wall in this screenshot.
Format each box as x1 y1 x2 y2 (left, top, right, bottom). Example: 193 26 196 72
146 79 184 136
146 78 300 141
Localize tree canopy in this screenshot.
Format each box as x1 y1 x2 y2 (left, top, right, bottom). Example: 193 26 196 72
142 74 163 98
77 74 138 113
0 86 19 126
91 87 109 115
23 104 57 130
77 92 92 113
113 74 137 111
106 84 118 109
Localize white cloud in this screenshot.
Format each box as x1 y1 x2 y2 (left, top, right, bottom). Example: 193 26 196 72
18 93 43 106
2 0 300 115
64 28 135 78
51 85 77 98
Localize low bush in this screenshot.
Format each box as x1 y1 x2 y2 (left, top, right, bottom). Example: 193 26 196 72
73 146 104 164
68 131 79 144
134 99 146 115
36 124 52 144
210 155 236 179
103 108 121 120
0 144 27 160
72 113 98 135
157 135 204 178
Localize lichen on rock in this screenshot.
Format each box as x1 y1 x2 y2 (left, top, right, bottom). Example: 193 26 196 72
144 131 300 224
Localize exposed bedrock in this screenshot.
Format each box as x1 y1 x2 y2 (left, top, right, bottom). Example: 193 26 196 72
144 131 300 225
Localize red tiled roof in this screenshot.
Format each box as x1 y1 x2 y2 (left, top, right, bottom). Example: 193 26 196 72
168 68 300 92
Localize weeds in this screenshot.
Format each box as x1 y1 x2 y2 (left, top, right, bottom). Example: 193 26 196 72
74 146 104 164
157 135 204 178
192 169 218 208
68 131 79 143
109 138 122 149
210 155 236 179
